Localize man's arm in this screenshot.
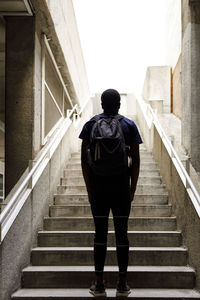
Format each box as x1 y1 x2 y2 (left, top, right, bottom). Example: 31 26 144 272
81 139 92 202
129 142 140 202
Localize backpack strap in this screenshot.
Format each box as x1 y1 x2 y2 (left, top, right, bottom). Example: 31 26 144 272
114 114 125 121
90 114 101 122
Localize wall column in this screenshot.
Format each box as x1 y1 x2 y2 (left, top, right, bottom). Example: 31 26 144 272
182 0 200 171
5 17 35 195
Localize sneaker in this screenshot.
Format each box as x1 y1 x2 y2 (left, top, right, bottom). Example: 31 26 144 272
89 280 107 297
116 281 131 297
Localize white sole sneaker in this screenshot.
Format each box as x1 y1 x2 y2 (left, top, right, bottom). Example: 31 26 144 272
116 289 131 297
89 290 107 297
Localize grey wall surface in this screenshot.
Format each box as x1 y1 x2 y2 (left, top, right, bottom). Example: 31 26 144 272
5 17 35 195
153 126 200 290
33 32 42 157
0 99 93 300
31 0 90 106
136 95 200 289
0 17 5 125
142 66 171 113
172 54 182 119
182 0 200 172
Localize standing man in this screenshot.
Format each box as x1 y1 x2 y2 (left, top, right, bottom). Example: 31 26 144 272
79 89 142 297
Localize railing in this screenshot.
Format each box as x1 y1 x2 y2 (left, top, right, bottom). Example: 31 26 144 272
0 103 83 243
41 34 74 145
137 96 200 217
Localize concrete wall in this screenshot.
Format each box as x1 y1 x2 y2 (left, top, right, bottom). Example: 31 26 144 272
33 32 42 156
182 0 200 172
0 99 93 300
161 0 182 119
0 17 5 125
5 0 90 192
45 0 90 106
5 17 35 195
0 17 5 162
31 0 90 106
125 93 137 118
164 0 181 71
172 54 182 119
142 66 171 114
136 96 200 289
136 100 153 151
153 126 200 290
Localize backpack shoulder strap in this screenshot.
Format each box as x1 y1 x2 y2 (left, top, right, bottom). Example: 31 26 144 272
114 114 125 121
90 114 101 122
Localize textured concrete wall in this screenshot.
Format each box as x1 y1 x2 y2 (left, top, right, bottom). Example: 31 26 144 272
33 32 42 156
165 0 181 71
136 100 153 151
31 0 90 106
5 17 35 195
172 54 182 119
0 17 5 125
142 66 171 113
126 93 137 117
182 0 200 171
153 126 200 289
0 99 93 300
44 0 90 106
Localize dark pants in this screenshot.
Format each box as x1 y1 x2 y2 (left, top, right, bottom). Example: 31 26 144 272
90 173 131 275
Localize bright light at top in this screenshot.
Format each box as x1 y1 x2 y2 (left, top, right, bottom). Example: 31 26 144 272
72 0 180 95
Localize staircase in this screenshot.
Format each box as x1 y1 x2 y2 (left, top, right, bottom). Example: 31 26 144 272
12 144 200 299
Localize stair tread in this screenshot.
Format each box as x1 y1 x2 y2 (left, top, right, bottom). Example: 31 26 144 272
61 175 162 179
58 183 165 187
54 195 168 197
38 230 181 234
50 204 171 207
32 246 187 251
12 288 200 298
23 265 195 272
44 216 176 219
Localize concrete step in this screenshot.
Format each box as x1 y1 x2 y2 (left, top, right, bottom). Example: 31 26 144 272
66 162 158 170
63 168 160 177
11 288 200 299
70 151 154 159
43 216 177 231
37 230 182 247
61 176 162 186
49 204 172 218
69 157 156 164
57 184 167 195
54 193 169 205
21 266 195 289
31 247 188 266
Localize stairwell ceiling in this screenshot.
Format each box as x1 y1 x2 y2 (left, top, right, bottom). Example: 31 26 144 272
0 0 33 16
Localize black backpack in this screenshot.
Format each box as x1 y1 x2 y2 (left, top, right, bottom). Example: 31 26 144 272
87 114 129 176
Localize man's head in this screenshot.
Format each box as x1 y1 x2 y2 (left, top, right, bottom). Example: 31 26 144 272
101 89 121 114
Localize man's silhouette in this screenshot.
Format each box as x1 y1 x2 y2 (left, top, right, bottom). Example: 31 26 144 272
79 89 142 296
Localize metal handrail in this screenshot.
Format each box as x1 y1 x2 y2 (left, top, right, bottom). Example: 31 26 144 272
137 96 200 216
0 104 79 242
